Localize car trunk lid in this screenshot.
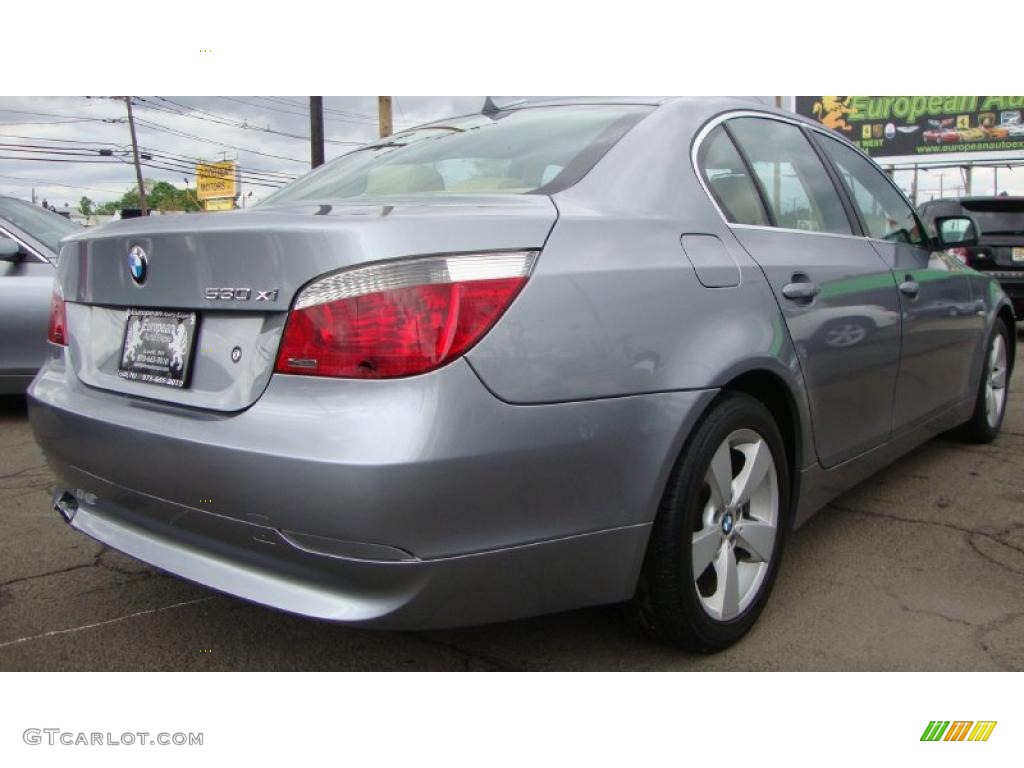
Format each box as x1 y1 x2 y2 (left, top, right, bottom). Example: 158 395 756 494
57 195 557 411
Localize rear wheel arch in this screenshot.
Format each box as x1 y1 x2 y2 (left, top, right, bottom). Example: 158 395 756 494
996 305 1016 374
651 367 804 532
632 387 793 650
722 369 803 514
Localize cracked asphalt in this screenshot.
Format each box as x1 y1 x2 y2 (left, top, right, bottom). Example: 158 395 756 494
2 344 1023 671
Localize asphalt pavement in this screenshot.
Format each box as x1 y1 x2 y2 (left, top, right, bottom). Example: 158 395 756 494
2 345 1023 671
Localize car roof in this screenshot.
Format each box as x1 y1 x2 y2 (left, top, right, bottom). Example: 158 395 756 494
413 96 802 132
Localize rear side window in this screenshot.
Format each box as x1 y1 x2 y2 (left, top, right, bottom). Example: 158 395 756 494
814 134 925 246
698 126 768 226
727 117 852 235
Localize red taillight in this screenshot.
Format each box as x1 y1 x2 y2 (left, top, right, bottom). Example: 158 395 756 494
275 252 536 379
47 290 67 346
949 247 970 264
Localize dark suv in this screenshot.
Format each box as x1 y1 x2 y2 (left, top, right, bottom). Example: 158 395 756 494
919 196 1024 317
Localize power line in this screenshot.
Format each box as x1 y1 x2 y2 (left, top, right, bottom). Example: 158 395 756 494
0 173 134 194
0 143 108 157
0 142 294 185
145 151 295 181
0 133 123 147
138 159 284 188
0 134 296 179
135 155 288 187
0 155 122 164
132 117 310 164
0 107 124 123
0 119 105 126
219 96 311 117
247 96 375 119
220 96 386 128
0 150 287 188
141 97 364 145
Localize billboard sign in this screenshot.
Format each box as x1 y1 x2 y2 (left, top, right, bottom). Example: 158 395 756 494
201 197 236 212
195 161 238 201
795 97 1024 158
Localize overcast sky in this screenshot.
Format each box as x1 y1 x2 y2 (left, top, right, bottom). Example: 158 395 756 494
0 96 494 209
0 96 1020 211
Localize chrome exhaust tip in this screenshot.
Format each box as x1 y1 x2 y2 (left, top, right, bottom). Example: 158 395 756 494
53 490 78 523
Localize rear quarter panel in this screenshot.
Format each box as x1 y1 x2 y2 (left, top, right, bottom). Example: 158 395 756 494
467 99 816 470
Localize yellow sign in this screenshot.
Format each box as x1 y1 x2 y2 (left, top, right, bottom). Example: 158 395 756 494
202 197 236 212
196 161 237 201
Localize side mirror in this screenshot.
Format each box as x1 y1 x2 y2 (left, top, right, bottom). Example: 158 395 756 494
0 236 23 262
935 216 979 249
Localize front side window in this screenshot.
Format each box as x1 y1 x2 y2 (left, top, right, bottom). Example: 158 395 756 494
727 117 852 235
814 134 925 246
261 105 651 204
698 125 768 226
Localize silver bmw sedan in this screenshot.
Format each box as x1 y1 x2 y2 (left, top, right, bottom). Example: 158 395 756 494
28 98 1014 651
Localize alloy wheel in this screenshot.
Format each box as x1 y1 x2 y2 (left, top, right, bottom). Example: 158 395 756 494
985 332 1008 429
691 428 779 621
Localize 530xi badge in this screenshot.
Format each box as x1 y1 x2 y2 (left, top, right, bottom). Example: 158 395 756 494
204 287 279 302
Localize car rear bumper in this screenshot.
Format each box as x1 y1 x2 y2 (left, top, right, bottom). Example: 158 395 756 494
28 348 714 628
48 475 652 628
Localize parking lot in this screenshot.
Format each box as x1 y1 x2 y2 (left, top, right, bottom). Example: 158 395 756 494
1 345 1022 672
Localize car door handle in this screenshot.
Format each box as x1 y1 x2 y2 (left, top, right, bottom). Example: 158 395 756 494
899 280 920 298
781 282 820 301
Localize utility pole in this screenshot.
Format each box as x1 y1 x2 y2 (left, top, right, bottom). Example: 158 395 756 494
378 96 393 138
309 97 325 168
123 97 148 216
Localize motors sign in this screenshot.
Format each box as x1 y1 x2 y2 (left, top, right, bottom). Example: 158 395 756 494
195 161 238 201
795 96 1024 158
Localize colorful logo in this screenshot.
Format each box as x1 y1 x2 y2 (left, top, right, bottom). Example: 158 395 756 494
127 245 147 285
811 96 854 133
921 721 997 742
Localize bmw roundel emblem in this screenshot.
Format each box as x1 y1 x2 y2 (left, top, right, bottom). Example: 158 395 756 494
128 245 148 285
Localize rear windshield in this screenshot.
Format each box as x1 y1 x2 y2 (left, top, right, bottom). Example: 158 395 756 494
0 197 81 257
959 199 1024 236
261 105 651 205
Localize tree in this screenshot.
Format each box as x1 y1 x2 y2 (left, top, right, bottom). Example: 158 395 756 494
78 197 94 217
93 179 201 215
147 181 201 212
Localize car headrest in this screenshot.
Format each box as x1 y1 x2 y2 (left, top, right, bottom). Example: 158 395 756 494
710 174 765 226
365 164 445 195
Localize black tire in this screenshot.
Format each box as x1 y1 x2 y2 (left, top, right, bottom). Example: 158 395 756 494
632 391 791 652
960 318 1011 444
